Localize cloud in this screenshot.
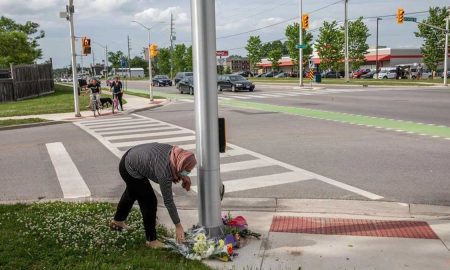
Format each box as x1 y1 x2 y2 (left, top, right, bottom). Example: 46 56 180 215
0 0 61 15
133 6 190 27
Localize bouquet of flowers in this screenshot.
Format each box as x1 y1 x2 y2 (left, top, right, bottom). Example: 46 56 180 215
162 212 261 262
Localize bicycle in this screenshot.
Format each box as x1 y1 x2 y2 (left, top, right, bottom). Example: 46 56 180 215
112 92 119 114
90 93 101 117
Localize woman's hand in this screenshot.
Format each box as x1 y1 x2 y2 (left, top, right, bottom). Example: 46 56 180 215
175 223 185 244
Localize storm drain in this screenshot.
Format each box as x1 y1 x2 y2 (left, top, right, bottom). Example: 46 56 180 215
270 216 439 239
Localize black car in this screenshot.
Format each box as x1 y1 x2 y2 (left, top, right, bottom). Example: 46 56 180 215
152 75 172 86
174 72 193 86
361 70 376 79
217 74 255 92
178 76 194 95
233 71 253 77
322 71 344 78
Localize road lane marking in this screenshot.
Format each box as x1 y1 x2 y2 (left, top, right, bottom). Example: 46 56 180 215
113 135 196 148
81 117 133 124
75 114 385 200
82 117 137 126
97 126 177 136
191 172 312 193
105 130 191 140
46 142 91 199
93 123 167 132
89 119 154 128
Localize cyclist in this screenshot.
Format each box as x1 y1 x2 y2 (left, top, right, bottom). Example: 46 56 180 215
110 76 124 111
84 78 102 110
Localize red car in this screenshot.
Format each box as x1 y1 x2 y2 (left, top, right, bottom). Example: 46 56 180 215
353 69 371 79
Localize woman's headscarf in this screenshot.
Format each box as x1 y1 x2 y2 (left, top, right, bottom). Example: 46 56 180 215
169 146 197 191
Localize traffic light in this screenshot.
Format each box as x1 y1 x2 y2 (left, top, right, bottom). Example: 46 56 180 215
302 14 309 29
397 8 404 24
149 44 158 58
82 37 91 55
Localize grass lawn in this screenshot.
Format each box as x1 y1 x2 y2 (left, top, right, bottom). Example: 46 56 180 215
0 202 211 270
0 84 91 117
0 118 48 127
125 91 165 100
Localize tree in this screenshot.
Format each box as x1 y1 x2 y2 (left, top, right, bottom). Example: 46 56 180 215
346 17 370 70
268 42 282 71
129 56 148 75
415 7 450 74
173 44 187 73
0 16 45 67
184 46 193 71
285 22 313 68
155 48 171 76
315 21 344 73
224 66 232 74
108 51 125 68
245 36 263 72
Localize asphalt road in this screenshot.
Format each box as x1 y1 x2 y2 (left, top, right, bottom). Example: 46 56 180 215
1 82 449 206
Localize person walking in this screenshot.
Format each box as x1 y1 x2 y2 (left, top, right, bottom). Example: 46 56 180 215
110 143 197 248
110 76 124 111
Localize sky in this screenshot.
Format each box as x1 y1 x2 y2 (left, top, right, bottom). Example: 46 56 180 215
1 0 449 68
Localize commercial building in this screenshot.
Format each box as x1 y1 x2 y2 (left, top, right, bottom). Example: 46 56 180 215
113 68 145 78
225 56 250 73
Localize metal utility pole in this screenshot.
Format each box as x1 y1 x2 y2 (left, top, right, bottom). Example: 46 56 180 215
61 0 80 117
127 35 131 79
92 41 108 79
444 16 449 86
344 0 349 82
170 13 175 78
376 17 381 79
299 0 304 87
191 0 223 237
132 20 157 101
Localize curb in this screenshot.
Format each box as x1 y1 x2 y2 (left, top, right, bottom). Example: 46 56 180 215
2 197 449 219
0 120 67 131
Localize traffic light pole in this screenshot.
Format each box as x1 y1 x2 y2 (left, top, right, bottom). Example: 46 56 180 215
191 0 223 237
299 0 304 87
444 17 449 86
344 0 349 82
148 31 154 101
67 0 80 117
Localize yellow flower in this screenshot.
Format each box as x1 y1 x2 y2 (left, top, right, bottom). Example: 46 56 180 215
218 239 225 247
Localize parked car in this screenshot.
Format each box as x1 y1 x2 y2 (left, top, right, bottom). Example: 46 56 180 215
377 68 397 79
261 71 280 77
322 71 344 78
174 72 193 86
361 70 376 79
217 74 255 92
152 75 172 86
352 69 371 79
441 71 450 79
178 76 194 95
274 72 288 78
421 70 433 79
233 71 253 77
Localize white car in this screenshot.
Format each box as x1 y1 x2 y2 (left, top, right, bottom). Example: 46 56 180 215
377 68 397 79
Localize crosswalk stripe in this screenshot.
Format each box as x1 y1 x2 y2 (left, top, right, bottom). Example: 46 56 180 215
218 96 232 100
190 159 271 177
191 171 312 193
97 126 177 136
226 95 253 99
46 142 91 198
105 130 192 140
179 99 194 103
80 117 133 124
93 123 167 132
113 135 196 148
87 119 154 128
176 143 197 150
83 118 148 126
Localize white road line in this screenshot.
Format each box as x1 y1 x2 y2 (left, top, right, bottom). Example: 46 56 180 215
190 159 272 177
218 97 232 100
225 95 253 99
191 172 312 193
113 135 196 148
82 118 139 126
80 117 133 124
179 99 194 103
270 92 302 96
46 142 91 199
97 126 177 136
86 119 154 128
254 93 285 97
93 123 167 132
177 143 197 150
105 130 192 140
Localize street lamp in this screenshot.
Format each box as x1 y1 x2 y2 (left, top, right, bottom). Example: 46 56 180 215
131 20 163 102
376 17 382 80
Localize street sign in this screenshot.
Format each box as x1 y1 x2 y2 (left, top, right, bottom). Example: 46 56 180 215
296 44 307 49
120 58 127 68
216 50 229 57
404 17 417 22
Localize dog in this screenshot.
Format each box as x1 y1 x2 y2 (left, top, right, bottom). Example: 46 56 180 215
100 97 113 108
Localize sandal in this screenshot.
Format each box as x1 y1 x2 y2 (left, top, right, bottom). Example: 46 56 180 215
146 240 164 249
109 220 129 231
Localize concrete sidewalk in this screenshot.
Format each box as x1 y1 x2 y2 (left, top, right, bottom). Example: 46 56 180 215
156 198 450 270
0 94 166 122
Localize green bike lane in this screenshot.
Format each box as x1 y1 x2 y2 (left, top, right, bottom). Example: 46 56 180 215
128 88 450 141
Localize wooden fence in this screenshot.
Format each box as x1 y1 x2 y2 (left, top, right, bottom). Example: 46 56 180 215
0 61 54 102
